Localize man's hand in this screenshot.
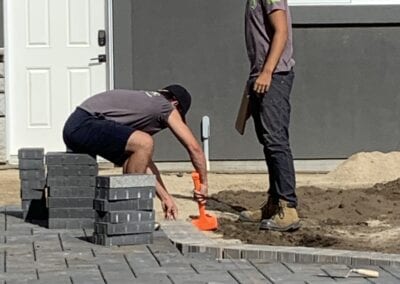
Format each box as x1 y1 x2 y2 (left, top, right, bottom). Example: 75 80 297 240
193 184 208 205
253 71 272 95
161 196 178 220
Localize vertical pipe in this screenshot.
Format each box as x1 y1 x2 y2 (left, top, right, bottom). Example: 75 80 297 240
201 116 210 171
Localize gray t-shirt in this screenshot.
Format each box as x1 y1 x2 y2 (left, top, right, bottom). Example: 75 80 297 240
79 89 173 135
245 0 295 77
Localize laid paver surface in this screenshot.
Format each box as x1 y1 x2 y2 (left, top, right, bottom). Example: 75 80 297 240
1 207 400 283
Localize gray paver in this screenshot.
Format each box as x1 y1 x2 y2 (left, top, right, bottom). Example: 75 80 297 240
19 169 46 180
48 186 95 198
0 251 3 272
65 254 97 269
93 199 153 212
30 277 72 284
18 159 45 170
0 212 4 225
98 263 135 283
20 188 44 199
224 248 241 259
94 221 154 235
192 259 254 273
306 279 337 284
278 250 297 263
125 252 160 268
45 152 97 165
148 238 181 254
47 176 96 187
100 272 135 283
228 268 270 284
96 174 156 188
151 251 191 267
296 251 316 264
133 275 172 283
5 259 36 273
169 272 238 284
35 259 67 271
95 186 156 200
47 164 98 176
48 197 94 208
5 234 57 244
249 261 294 283
69 270 104 284
0 273 38 283
20 179 46 190
93 233 153 246
49 208 94 219
133 265 194 276
95 210 155 224
48 218 94 229
284 262 325 274
382 266 400 279
95 255 129 267
258 249 279 262
18 148 45 159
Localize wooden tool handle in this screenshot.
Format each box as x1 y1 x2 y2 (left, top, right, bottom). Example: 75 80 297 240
352 269 379 278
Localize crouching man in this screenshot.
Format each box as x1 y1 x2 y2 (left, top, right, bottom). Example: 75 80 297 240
63 85 207 220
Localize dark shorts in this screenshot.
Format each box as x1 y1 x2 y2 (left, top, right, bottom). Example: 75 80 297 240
63 108 135 166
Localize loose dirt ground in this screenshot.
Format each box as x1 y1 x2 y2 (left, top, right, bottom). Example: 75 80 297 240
2 152 400 254
210 179 400 254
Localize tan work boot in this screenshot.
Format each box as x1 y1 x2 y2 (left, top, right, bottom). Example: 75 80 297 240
259 200 300 232
239 196 279 222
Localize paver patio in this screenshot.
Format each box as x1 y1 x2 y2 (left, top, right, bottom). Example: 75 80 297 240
1 206 400 283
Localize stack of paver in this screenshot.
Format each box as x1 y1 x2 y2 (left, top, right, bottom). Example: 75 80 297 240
93 174 156 246
46 152 98 229
18 148 47 221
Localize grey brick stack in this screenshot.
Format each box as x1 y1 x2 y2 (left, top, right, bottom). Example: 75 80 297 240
18 148 47 221
93 174 156 246
46 152 98 229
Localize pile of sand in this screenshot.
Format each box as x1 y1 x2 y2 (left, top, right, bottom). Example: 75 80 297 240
311 151 400 189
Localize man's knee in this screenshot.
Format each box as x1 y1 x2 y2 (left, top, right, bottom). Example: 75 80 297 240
125 131 154 154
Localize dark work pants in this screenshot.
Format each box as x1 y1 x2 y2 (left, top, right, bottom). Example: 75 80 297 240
249 70 297 207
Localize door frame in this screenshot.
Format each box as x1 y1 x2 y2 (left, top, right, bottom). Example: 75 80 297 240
3 0 114 163
106 0 114 91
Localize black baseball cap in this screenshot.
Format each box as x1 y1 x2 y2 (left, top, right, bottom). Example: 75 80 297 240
163 84 192 122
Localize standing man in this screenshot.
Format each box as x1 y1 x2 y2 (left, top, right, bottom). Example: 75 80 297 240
241 0 300 231
63 85 208 220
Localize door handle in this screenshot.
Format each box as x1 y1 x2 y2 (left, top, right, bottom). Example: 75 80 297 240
90 54 107 63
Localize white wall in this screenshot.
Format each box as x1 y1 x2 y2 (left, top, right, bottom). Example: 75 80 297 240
289 0 400 5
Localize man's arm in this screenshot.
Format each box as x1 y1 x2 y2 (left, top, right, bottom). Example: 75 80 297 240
253 9 288 94
167 109 208 200
147 160 178 220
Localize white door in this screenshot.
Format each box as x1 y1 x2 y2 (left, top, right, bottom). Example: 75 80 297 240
5 0 108 160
